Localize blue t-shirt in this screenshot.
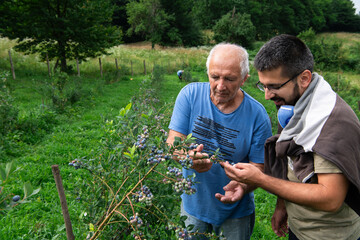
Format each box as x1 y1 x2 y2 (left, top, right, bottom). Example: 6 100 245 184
169 82 272 225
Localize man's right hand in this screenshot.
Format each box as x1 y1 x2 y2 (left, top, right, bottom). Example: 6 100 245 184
166 130 212 173
271 198 288 237
190 144 212 173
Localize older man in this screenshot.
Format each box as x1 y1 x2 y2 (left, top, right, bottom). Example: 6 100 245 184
167 43 272 239
219 35 360 240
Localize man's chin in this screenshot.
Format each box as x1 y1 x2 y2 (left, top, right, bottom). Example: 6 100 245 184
273 100 284 106
214 95 230 103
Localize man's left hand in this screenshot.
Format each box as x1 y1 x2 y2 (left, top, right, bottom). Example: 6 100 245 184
215 180 245 204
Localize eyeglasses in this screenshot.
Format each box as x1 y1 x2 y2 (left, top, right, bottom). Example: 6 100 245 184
256 71 303 92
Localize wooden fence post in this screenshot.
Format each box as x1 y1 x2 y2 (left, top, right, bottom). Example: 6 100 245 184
131 60 133 76
99 58 103 77
8 50 16 80
115 58 119 72
143 60 146 75
76 58 80 77
52 165 75 240
46 53 51 77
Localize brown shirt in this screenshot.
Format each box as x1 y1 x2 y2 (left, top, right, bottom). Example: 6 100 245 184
285 153 360 240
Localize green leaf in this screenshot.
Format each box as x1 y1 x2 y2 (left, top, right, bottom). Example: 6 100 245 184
130 145 136 155
0 167 6 181
5 161 14 177
125 102 132 111
141 113 149 119
188 224 195 231
180 215 188 222
23 182 33 198
123 152 132 159
119 108 126 117
27 187 41 198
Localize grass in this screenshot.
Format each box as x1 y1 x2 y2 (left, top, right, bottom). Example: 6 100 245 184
0 34 359 239
0 73 147 238
317 32 360 48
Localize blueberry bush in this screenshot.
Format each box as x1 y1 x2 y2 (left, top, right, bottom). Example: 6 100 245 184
69 72 220 239
0 161 40 214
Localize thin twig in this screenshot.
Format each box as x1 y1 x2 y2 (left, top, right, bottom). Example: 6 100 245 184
90 163 159 240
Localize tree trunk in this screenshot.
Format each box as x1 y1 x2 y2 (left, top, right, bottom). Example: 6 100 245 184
58 41 67 72
60 57 67 72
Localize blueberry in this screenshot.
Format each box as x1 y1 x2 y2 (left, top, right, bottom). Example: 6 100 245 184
12 195 21 202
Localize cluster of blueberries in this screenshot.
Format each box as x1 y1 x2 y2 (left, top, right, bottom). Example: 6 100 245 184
177 143 199 169
68 159 82 169
135 126 149 150
147 146 171 164
176 228 193 240
174 177 196 195
166 224 193 240
132 232 143 240
166 166 182 177
188 143 198 150
132 185 153 206
129 213 143 227
178 155 193 169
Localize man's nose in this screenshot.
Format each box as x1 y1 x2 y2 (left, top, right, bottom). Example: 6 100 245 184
264 88 274 100
217 79 226 90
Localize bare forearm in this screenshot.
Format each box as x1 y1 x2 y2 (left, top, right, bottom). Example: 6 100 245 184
257 173 346 212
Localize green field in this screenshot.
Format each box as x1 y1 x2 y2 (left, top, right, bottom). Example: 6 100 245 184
0 34 359 239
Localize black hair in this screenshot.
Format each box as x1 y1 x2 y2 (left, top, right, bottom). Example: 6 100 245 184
254 34 314 78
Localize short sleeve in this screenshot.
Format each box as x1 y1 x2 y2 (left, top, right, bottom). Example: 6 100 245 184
314 153 342 174
168 85 192 135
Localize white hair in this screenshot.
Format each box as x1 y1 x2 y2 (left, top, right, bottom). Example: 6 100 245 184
206 43 249 79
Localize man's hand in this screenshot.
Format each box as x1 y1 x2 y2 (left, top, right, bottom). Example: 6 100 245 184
271 198 288 237
215 180 245 204
190 144 212 173
167 130 212 173
220 161 263 185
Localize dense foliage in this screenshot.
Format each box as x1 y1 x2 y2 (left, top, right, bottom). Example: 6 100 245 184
1 0 360 71
213 10 256 47
0 0 122 72
192 0 360 39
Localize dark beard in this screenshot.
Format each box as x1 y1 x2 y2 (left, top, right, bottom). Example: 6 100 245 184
288 82 301 106
271 82 301 106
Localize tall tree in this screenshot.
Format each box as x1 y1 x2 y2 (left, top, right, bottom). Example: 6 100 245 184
192 0 246 29
213 10 256 47
327 0 360 32
0 0 122 72
160 0 203 46
126 0 179 49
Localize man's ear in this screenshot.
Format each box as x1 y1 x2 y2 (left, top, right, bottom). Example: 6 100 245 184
242 74 250 84
299 70 312 88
